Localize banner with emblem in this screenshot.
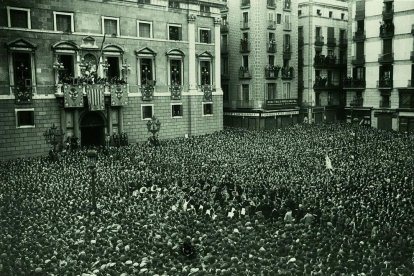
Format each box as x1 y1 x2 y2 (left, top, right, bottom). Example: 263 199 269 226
86 84 105 111
64 84 84 108
110 84 128 106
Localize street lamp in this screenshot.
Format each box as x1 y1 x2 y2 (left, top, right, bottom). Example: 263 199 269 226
87 150 98 210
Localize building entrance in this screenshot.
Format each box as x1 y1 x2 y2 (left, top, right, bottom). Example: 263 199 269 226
80 112 105 147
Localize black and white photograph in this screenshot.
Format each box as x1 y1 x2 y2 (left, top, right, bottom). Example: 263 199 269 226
1 0 414 275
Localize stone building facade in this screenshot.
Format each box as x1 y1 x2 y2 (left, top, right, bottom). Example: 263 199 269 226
221 0 300 130
0 0 225 159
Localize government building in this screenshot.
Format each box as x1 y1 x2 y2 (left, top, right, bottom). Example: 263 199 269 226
0 0 225 159
222 0 300 129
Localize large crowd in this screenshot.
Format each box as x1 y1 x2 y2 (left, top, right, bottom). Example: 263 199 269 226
1 123 413 275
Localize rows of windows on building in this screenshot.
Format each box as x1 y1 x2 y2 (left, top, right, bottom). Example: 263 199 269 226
5 6 214 43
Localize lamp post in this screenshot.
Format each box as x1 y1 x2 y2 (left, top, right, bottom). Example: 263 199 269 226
87 150 98 210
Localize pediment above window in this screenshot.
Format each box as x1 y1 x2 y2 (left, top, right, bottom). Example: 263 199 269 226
103 44 124 54
135 47 157 57
51 41 80 51
197 51 213 58
81 36 98 49
6 38 37 50
166 49 185 57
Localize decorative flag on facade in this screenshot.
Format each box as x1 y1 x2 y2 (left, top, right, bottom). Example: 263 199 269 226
64 84 84 108
110 84 128 106
86 84 105 111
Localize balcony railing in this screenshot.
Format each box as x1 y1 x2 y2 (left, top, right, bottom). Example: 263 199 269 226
268 20 276 29
315 36 324 47
13 85 33 104
267 0 276 8
379 23 394 38
313 78 339 91
351 55 365 66
240 20 249 29
170 84 182 100
353 30 366 41
382 6 394 20
239 67 252 79
380 100 390 108
327 37 336 47
265 99 297 109
350 97 364 107
343 77 366 89
377 79 393 89
284 22 292 31
264 65 281 79
378 53 394 64
281 66 294 79
240 39 250 53
313 55 346 68
141 81 155 101
267 41 277 53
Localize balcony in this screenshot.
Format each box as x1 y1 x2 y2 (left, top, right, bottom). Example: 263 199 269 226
351 55 365 66
267 0 276 8
382 7 394 20
239 67 252 79
327 37 336 47
350 97 364 107
268 20 276 29
264 65 281 79
378 53 394 64
377 79 393 90
380 99 390 108
141 81 156 101
283 44 292 60
284 22 291 31
240 21 249 30
339 38 348 48
240 39 250 53
170 84 182 100
313 55 346 69
267 41 277 53
265 99 297 110
221 22 229 33
315 36 324 47
313 78 340 91
12 85 33 104
353 30 366 42
281 66 294 80
379 23 394 39
343 77 366 89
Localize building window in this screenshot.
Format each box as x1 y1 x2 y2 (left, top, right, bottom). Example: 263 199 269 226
138 0 151 3
171 104 183 118
169 1 180 8
138 21 152 38
139 58 154 85
12 52 33 86
283 82 291 98
267 83 277 99
170 59 183 85
199 28 211 43
221 56 229 76
242 84 249 101
15 109 35 128
241 0 250 7
102 17 119 36
317 9 322 16
277 14 282 24
53 12 74 33
141 104 154 120
242 55 249 68
341 13 345 20
105 56 120 80
200 60 212 85
203 103 213 116
168 24 182 41
7 7 31 29
57 54 75 83
284 0 291 10
298 10 302 16
200 5 210 13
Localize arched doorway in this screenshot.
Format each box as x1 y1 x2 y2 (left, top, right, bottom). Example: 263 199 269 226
80 112 105 147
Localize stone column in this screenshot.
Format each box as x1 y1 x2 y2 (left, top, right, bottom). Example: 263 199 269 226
188 14 197 91
118 108 124 134
107 105 112 135
73 109 80 138
214 17 222 92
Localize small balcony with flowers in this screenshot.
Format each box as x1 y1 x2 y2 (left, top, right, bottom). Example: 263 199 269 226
239 66 252 79
379 21 394 39
349 96 364 107
343 77 366 90
313 76 339 92
264 65 281 80
314 55 346 70
267 39 277 53
314 36 324 48
353 30 366 42
281 66 294 80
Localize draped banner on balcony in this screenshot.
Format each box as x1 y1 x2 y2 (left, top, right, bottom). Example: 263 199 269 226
86 84 105 111
64 84 84 108
110 84 128 106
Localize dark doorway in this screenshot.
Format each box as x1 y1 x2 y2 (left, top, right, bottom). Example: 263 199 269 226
80 112 105 147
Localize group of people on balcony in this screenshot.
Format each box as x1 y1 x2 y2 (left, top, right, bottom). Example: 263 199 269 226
379 21 394 35
314 54 337 65
314 76 329 88
1 124 413 275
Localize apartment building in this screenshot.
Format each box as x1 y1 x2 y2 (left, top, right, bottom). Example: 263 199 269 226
221 0 300 129
346 0 414 131
0 0 226 159
298 0 348 123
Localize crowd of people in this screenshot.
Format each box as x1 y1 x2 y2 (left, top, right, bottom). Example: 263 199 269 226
1 123 413 275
